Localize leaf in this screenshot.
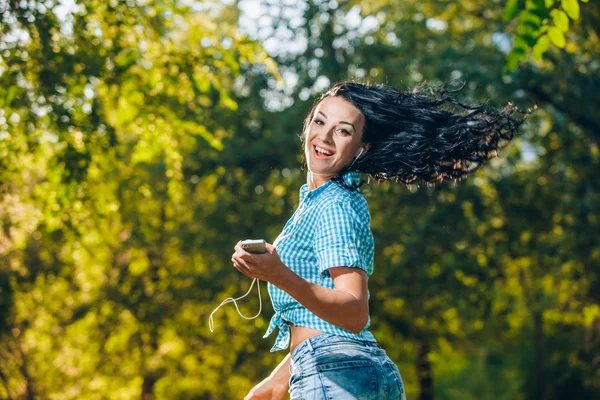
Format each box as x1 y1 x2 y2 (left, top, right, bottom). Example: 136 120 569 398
529 6 550 19
504 54 520 72
512 46 527 57
514 36 530 52
518 21 539 37
548 27 566 48
6 85 19 104
219 93 238 111
533 35 550 60
521 10 544 24
526 0 546 11
522 33 539 46
561 0 580 20
517 11 543 44
505 44 528 72
504 0 524 21
551 10 570 32
179 120 223 150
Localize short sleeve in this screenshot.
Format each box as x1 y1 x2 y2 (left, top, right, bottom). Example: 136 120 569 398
314 200 369 277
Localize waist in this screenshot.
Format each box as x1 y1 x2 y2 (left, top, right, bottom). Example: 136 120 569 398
289 323 325 355
264 308 376 352
290 332 383 366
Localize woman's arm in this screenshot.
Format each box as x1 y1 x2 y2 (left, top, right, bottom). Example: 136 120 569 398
269 352 292 383
272 265 369 335
244 353 291 400
232 242 370 334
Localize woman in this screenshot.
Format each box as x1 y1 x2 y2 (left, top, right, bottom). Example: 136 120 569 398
231 81 532 399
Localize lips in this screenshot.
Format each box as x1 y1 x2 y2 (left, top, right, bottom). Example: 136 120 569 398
313 145 334 159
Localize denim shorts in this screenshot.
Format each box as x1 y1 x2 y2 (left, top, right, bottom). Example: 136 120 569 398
288 333 406 400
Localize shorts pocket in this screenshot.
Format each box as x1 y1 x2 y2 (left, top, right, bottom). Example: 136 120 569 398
383 358 406 399
316 359 379 400
288 370 303 400
288 361 303 400
289 369 301 387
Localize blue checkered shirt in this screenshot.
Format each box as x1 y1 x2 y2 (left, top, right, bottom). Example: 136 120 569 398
263 170 377 352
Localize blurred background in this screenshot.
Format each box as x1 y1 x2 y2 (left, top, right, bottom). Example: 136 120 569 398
1 0 599 399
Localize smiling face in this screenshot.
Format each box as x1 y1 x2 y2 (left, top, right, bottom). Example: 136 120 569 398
304 96 369 185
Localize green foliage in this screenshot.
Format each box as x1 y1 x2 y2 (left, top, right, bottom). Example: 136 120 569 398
1 0 599 399
504 0 589 70
0 0 282 398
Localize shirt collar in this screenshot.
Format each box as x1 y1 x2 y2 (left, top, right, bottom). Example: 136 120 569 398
342 170 361 187
300 170 361 202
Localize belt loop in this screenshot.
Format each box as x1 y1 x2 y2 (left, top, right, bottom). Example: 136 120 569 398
307 337 315 354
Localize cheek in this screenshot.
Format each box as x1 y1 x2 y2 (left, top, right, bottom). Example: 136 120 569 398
337 138 357 156
304 130 315 145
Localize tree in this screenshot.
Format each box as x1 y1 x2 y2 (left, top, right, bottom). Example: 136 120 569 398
0 0 281 398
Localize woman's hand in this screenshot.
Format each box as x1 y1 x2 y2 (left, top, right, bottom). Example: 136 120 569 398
243 377 289 400
232 242 288 285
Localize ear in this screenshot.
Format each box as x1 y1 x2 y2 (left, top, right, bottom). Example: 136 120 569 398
362 143 372 156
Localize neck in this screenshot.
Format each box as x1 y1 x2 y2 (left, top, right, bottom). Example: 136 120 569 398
307 170 335 190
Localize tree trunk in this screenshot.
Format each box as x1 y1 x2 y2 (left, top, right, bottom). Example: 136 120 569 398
532 311 547 400
141 326 159 400
19 358 34 400
416 339 434 400
141 374 158 400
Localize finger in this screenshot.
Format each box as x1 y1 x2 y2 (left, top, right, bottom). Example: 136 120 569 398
240 251 254 262
265 243 277 254
232 254 252 274
232 251 253 268
237 249 253 261
234 240 245 253
234 242 252 258
234 248 254 263
232 253 248 267
232 258 251 277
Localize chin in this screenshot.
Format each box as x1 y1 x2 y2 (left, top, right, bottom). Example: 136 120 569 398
309 167 340 177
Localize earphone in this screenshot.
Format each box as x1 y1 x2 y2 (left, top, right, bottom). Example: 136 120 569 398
208 278 262 332
347 147 365 171
356 147 365 159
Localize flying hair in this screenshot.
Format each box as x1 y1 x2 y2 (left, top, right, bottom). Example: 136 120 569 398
299 80 537 191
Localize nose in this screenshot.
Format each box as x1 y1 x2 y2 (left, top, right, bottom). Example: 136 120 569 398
317 124 334 143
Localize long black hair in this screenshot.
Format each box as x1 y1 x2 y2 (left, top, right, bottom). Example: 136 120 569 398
300 81 536 191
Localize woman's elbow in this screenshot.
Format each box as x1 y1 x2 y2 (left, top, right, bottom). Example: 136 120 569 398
349 313 369 334
350 322 367 335
341 294 369 334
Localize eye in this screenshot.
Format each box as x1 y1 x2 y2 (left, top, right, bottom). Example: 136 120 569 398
313 119 351 135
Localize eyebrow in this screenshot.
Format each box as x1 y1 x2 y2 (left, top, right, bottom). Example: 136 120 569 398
317 111 355 131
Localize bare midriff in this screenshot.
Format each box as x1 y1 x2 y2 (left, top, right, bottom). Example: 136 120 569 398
289 322 325 354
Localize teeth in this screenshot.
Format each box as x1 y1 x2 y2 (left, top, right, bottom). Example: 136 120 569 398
315 146 333 156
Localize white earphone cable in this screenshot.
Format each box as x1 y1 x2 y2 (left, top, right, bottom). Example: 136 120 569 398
348 147 365 170
208 277 262 332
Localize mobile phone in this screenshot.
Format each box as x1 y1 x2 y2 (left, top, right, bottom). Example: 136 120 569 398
241 239 266 254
